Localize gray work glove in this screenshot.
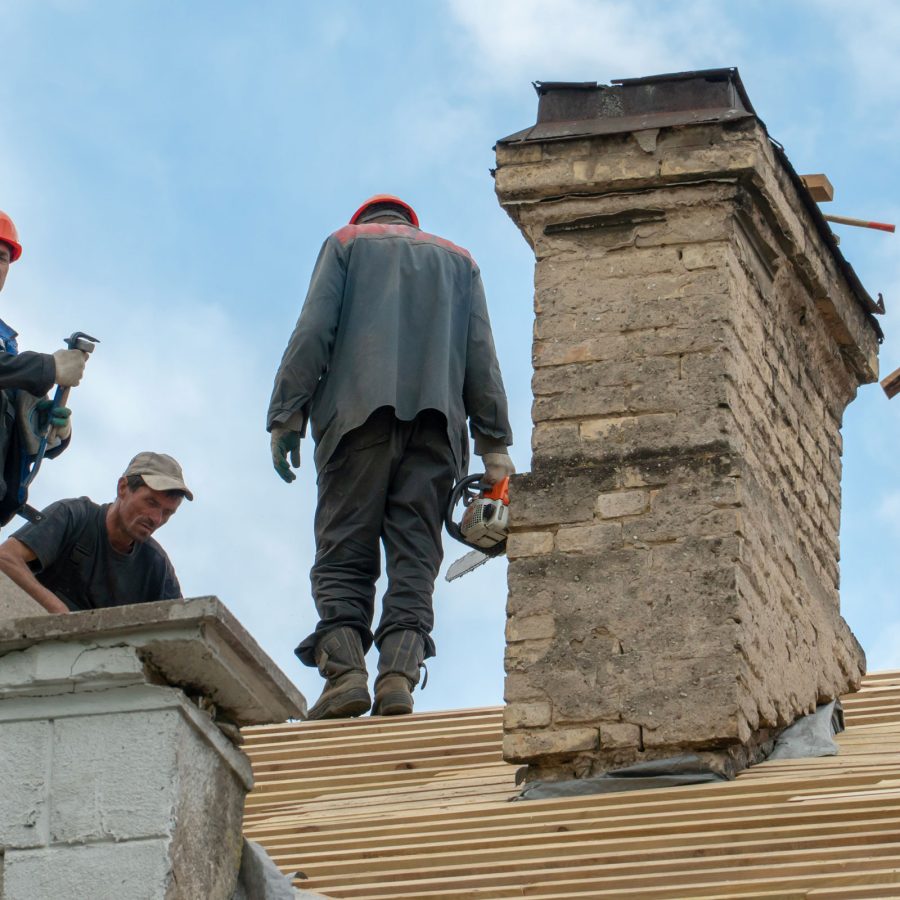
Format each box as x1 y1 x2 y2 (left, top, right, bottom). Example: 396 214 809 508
481 452 515 486
271 427 301 483
52 349 87 387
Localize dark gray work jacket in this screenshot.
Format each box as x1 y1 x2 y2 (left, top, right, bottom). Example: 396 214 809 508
267 223 512 476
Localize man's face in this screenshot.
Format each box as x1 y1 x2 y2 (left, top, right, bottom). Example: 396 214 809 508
0 244 10 293
115 479 183 543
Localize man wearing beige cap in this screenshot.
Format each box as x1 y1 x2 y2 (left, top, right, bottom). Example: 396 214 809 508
0 452 192 614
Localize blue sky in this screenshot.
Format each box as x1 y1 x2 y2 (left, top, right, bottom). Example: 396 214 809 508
2 0 898 712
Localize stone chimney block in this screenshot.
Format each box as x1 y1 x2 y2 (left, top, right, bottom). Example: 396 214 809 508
494 70 880 782
0 598 306 900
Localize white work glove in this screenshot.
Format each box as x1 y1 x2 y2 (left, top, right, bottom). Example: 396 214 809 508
271 427 301 483
481 452 515 486
52 349 87 387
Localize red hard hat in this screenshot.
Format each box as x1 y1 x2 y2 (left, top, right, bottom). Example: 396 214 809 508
0 211 22 262
350 195 419 228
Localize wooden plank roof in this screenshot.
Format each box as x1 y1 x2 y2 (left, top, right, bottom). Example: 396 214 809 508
242 671 900 899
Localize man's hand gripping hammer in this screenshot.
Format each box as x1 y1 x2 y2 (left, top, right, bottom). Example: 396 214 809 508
20 331 100 495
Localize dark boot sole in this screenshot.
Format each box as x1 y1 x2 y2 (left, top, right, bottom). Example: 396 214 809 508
307 687 371 720
373 690 413 716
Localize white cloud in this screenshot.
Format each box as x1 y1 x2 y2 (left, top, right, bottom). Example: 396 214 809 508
446 0 742 88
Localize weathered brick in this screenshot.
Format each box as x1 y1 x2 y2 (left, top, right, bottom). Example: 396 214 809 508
598 722 642 749
595 490 650 519
495 142 542 165
503 672 546 703
533 327 722 369
681 243 725 270
504 638 553 670
506 531 554 560
531 421 579 457
503 727 599 763
504 702 552 730
555 522 621 554
579 412 676 443
510 474 596 528
571 154 658 186
506 614 556 642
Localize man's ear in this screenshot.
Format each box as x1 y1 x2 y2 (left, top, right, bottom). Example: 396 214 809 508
116 476 128 499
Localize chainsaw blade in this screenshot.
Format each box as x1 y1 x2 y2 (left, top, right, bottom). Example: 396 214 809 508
445 549 491 581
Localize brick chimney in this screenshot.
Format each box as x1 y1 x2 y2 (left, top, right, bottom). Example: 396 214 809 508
494 69 881 782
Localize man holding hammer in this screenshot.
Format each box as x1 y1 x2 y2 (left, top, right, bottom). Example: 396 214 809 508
0 210 88 523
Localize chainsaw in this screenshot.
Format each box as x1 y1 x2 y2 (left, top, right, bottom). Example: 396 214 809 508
444 474 510 581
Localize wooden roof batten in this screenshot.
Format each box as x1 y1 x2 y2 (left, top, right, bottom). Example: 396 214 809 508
243 671 900 899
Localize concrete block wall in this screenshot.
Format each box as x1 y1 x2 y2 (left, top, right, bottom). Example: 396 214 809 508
0 641 250 900
495 103 879 781
0 599 306 900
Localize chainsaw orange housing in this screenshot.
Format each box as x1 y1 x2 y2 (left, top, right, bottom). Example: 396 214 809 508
483 476 510 504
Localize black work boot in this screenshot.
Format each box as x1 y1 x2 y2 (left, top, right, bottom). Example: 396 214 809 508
307 627 371 720
373 630 425 716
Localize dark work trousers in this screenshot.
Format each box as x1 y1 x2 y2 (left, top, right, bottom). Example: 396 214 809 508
295 407 456 667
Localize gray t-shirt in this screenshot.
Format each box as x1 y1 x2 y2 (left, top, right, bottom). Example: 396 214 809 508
13 496 182 611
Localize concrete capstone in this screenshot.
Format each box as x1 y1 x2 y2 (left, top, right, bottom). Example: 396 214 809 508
0 597 307 724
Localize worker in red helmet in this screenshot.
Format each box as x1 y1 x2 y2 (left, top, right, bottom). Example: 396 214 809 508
0 211 87 523
268 195 514 719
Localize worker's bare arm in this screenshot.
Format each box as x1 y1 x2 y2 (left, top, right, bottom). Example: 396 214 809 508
0 538 69 614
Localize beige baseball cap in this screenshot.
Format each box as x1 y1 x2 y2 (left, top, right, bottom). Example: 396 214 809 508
123 452 194 501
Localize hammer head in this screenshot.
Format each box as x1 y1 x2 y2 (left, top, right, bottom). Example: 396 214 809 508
64 331 100 354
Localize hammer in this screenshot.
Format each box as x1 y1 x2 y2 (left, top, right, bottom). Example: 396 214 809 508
20 331 100 495
51 331 100 414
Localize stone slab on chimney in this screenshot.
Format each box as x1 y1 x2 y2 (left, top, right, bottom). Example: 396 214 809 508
495 69 880 782
0 598 306 900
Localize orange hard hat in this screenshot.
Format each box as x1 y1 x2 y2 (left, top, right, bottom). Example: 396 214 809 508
350 195 419 228
0 211 22 262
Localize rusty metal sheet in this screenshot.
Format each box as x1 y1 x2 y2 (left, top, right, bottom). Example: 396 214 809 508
499 68 755 146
